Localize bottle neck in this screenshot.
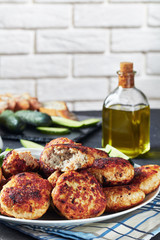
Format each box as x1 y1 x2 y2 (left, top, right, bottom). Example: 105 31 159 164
117 71 135 88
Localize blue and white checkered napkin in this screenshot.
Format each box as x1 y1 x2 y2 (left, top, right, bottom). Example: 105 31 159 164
2 192 160 240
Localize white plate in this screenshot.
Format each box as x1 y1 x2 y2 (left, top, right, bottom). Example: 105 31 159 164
0 148 159 228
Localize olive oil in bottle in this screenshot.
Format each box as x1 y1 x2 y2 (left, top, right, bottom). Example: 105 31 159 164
102 62 150 158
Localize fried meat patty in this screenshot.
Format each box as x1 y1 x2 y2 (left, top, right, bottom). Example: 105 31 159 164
141 165 160 180
88 157 134 186
45 137 81 149
48 170 62 188
40 144 95 176
2 150 39 178
0 172 52 219
45 138 108 158
0 175 7 191
131 165 160 194
52 170 107 219
89 148 109 159
104 185 145 212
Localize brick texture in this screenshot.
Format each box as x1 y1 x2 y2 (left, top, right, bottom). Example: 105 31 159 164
37 30 107 53
37 78 108 102
0 0 28 2
111 0 160 2
148 5 160 27
35 0 103 2
74 4 144 27
147 53 160 75
0 1 159 110
74 54 143 77
112 29 160 52
1 55 69 78
0 80 36 96
0 5 70 28
0 30 33 54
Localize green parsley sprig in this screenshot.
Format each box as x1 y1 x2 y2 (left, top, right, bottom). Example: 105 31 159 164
0 148 13 167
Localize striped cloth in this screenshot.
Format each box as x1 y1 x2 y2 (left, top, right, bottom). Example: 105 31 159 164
1 192 160 240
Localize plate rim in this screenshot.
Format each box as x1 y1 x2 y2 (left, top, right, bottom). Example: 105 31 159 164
0 148 159 227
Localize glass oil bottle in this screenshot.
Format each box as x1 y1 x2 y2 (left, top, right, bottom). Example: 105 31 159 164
102 62 150 158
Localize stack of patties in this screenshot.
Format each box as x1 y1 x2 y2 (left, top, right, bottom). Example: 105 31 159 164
87 158 160 213
0 137 160 221
0 150 52 220
40 137 109 219
40 137 160 219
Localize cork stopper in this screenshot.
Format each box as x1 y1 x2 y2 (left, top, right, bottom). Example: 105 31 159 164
120 62 133 73
118 62 134 88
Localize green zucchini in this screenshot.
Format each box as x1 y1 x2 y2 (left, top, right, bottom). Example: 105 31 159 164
20 139 44 149
51 116 82 128
80 118 101 127
15 110 52 127
36 126 70 135
51 116 100 128
0 110 26 133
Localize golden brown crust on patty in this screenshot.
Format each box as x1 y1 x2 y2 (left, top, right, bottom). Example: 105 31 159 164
45 138 108 159
48 170 62 188
104 185 145 212
89 148 109 159
131 165 160 194
40 144 94 176
2 150 39 178
0 175 7 191
140 165 160 181
88 157 134 187
45 137 81 149
52 170 107 220
0 172 52 219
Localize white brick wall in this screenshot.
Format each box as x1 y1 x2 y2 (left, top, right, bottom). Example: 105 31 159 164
147 53 160 75
0 30 33 54
0 0 28 2
74 4 144 27
74 54 144 77
37 78 109 102
0 0 159 110
148 5 160 27
37 30 107 53
112 29 160 52
35 0 103 2
1 55 69 78
0 5 70 28
0 80 35 95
